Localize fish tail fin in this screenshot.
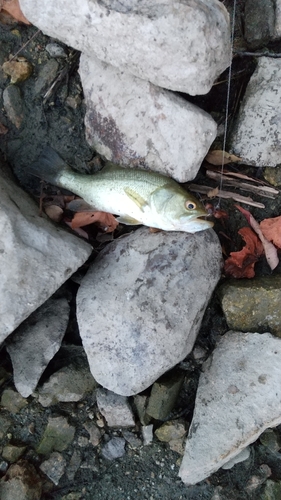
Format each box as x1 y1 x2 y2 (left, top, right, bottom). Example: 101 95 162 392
27 146 70 185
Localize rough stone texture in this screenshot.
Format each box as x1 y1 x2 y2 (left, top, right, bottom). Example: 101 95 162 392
264 166 281 187
40 452 66 485
6 297 70 398
155 421 186 443
230 58 281 167
20 0 230 95
77 227 221 396
79 54 217 182
244 0 275 48
219 277 281 337
146 370 185 420
83 422 102 447
0 389 27 413
0 161 92 345
36 416 75 455
37 350 97 407
179 331 281 485
2 445 26 463
3 85 24 128
274 0 281 39
101 437 126 460
0 461 42 500
96 388 135 427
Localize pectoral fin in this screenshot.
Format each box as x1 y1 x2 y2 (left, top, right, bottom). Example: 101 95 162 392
116 215 142 225
124 187 148 211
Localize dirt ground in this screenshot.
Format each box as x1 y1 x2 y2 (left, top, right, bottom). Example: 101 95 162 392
1 5 281 500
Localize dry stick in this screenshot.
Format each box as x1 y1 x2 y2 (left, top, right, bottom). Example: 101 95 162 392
235 50 281 58
206 170 279 198
10 29 41 61
43 51 80 105
189 184 265 209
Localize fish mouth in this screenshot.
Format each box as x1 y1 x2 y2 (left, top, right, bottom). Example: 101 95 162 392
195 215 214 228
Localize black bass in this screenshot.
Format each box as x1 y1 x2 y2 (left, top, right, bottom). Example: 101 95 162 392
29 147 213 233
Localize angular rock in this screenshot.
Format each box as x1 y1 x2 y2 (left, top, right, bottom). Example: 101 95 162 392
80 54 217 182
0 460 42 500
0 389 27 413
2 58 33 84
40 452 66 485
155 421 186 443
219 277 281 337
260 479 281 500
6 297 70 398
133 394 151 426
142 425 153 446
66 450 82 481
83 422 102 447
96 388 135 428
20 0 230 95
37 348 97 407
122 430 142 449
179 331 281 485
101 437 126 460
244 0 275 48
264 166 281 187
2 445 26 463
3 85 24 128
230 58 281 167
0 161 92 344
146 370 185 420
36 416 75 455
77 227 221 396
259 428 281 452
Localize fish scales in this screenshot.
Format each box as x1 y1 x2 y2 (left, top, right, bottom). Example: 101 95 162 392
28 147 213 232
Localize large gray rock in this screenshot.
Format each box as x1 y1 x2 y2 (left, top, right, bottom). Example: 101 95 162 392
77 227 221 396
19 0 230 95
0 162 92 344
6 297 70 398
179 331 281 485
80 54 217 183
230 58 281 167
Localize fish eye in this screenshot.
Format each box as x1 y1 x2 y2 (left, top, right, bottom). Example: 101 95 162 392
185 200 196 210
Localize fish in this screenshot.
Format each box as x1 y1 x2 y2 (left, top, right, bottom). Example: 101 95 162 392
28 147 213 233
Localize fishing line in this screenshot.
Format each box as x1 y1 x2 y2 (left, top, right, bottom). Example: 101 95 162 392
218 0 237 207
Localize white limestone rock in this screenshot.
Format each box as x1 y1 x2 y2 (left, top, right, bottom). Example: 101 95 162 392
179 331 281 485
77 227 221 396
79 54 217 182
20 0 230 95
0 163 92 344
230 58 281 167
6 297 70 398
